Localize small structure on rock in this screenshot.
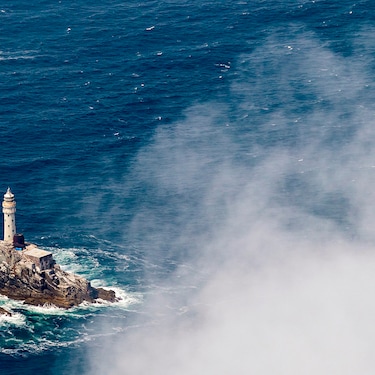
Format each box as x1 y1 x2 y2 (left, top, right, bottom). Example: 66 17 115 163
23 246 55 272
13 233 25 250
0 188 118 308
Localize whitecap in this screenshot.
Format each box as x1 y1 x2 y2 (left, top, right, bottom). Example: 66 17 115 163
23 303 66 316
0 334 93 356
104 285 142 308
0 311 26 327
0 49 39 61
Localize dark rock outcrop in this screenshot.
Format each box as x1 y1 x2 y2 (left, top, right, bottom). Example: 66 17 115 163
0 241 118 309
0 306 11 316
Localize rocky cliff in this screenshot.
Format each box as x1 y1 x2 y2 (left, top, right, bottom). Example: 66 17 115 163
0 241 117 308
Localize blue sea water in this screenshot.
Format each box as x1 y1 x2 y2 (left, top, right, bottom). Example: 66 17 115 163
1 0 375 374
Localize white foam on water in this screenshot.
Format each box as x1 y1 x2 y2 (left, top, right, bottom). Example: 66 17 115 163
100 285 142 309
67 284 143 313
0 291 141 356
0 334 93 357
0 311 26 327
22 303 67 316
48 246 102 270
0 49 40 61
0 295 78 319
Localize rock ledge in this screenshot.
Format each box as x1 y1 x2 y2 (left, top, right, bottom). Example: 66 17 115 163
0 241 118 309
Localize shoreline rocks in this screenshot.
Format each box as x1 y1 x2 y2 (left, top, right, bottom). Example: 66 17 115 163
0 306 11 316
0 240 118 309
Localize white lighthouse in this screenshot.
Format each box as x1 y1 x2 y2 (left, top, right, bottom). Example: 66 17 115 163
2 187 16 243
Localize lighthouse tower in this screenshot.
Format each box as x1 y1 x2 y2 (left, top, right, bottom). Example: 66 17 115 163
2 187 16 243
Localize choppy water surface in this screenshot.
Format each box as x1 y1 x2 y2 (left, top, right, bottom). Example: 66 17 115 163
1 0 375 374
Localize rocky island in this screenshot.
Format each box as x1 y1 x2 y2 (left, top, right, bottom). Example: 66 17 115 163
0 188 117 309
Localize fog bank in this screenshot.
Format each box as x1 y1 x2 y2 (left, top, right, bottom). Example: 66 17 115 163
90 28 375 375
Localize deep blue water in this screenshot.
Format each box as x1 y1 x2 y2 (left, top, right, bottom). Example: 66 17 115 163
1 0 375 374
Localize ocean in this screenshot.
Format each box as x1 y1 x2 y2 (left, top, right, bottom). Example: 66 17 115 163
2 0 375 374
